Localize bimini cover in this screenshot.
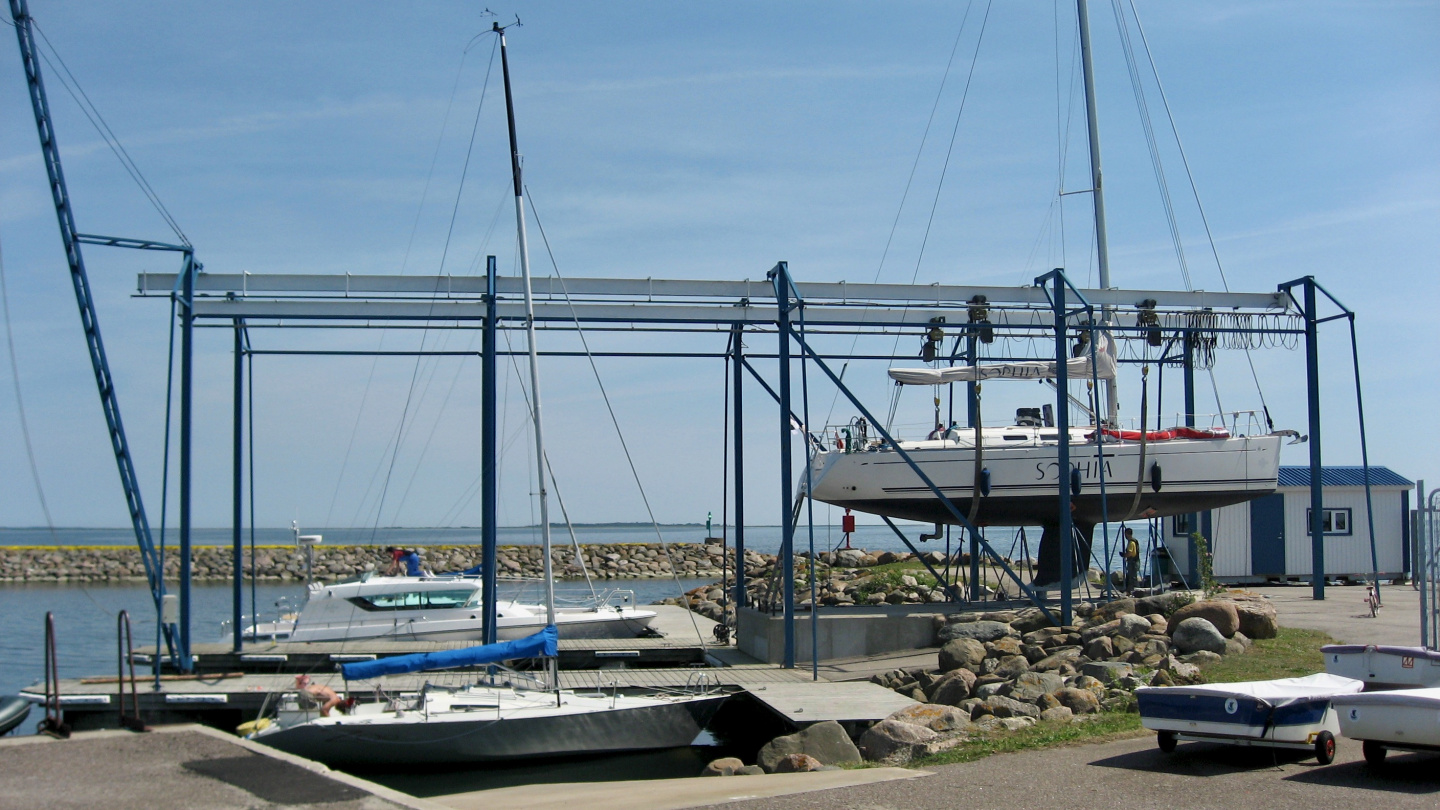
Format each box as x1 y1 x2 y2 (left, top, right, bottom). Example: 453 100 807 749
1331 686 1440 710
888 334 1116 386
1136 673 1363 707
340 624 558 681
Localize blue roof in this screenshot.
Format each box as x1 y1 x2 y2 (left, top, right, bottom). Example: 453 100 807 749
1277 466 1413 488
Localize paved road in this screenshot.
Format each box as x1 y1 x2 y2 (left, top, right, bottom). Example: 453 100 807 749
701 735 1439 810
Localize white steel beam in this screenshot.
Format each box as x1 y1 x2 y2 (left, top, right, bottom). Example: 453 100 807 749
141 273 1288 312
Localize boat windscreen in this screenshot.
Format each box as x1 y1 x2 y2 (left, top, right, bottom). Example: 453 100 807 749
348 589 479 611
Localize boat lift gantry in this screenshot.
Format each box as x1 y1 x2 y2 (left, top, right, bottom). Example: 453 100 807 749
131 264 1379 667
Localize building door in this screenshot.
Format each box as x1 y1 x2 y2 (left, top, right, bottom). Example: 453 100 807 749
1250 494 1286 576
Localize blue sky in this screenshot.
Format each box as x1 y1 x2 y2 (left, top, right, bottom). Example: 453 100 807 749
0 1 1435 531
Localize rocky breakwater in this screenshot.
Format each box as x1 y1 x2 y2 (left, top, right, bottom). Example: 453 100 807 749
0 543 732 583
663 547 1030 624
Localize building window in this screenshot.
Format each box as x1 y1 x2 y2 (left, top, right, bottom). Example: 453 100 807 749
1172 514 1192 537
1305 508 1353 536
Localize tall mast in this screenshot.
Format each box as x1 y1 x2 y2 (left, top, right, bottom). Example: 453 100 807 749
496 24 556 630
1076 0 1117 423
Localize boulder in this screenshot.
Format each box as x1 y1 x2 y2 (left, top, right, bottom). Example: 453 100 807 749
858 719 937 762
1180 650 1225 667
1169 600 1240 639
1010 607 1057 634
928 669 977 706
1053 687 1101 714
982 695 1041 720
1083 636 1114 661
993 655 1031 680
1225 638 1247 657
1080 619 1122 644
756 720 862 771
1090 598 1137 623
938 637 987 672
1022 644 1049 664
1111 635 1136 656
1013 671 1065 695
1158 654 1203 685
1022 627 1066 646
737 764 765 776
1136 591 1193 618
1036 692 1062 711
774 753 824 773
1032 647 1082 672
1116 613 1153 640
938 620 1015 643
973 681 1007 700
1172 617 1228 655
1080 661 1134 685
1231 599 1278 639
888 703 972 733
701 757 745 776
1039 706 1075 724
985 637 1024 659
1072 675 1107 698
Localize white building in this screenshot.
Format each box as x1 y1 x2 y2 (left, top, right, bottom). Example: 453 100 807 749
1162 466 1414 585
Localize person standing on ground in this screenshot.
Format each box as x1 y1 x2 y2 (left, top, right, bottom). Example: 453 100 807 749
1122 527 1140 594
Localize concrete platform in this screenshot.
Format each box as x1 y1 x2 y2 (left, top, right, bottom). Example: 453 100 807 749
0 724 440 810
1252 583 1424 646
433 767 929 810
741 681 918 725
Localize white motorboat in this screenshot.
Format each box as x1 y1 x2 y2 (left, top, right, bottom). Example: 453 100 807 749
231 575 656 643
1332 687 1440 765
1322 644 1440 690
1136 673 1363 763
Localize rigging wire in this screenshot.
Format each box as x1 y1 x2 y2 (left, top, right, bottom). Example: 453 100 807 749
907 0 993 286
1110 0 1192 291
1124 0 1273 427
821 2 977 428
526 188 706 645
31 23 188 245
0 228 57 541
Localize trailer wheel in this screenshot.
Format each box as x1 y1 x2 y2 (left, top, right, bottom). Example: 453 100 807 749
1157 731 1177 753
1362 740 1386 767
1313 730 1336 765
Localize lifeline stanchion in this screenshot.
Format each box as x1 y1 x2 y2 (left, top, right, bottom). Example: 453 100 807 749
117 610 147 732
40 612 69 738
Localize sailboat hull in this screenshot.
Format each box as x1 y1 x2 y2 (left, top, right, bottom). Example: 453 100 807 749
255 693 728 767
810 432 1282 527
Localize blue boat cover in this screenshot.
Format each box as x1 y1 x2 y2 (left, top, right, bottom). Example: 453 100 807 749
340 625 557 681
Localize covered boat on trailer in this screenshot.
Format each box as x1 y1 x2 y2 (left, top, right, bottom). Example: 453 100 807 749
1332 686 1440 766
1136 673 1363 763
1322 645 1440 690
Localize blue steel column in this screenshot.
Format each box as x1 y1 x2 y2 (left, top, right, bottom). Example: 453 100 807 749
1052 275 1074 626
774 264 797 669
1182 330 1199 585
482 256 499 644
178 256 194 670
731 326 746 609
1303 279 1325 600
231 319 243 653
967 333 980 602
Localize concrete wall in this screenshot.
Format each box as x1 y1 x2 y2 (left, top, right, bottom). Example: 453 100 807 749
736 605 941 664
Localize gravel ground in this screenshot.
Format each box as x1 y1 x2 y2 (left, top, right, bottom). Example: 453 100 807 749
698 734 1439 810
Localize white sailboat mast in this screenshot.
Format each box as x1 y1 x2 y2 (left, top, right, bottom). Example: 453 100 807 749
496 24 556 629
1076 0 1118 424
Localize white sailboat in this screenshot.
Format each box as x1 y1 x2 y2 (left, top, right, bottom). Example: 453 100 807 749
808 1 1288 585
249 24 725 766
